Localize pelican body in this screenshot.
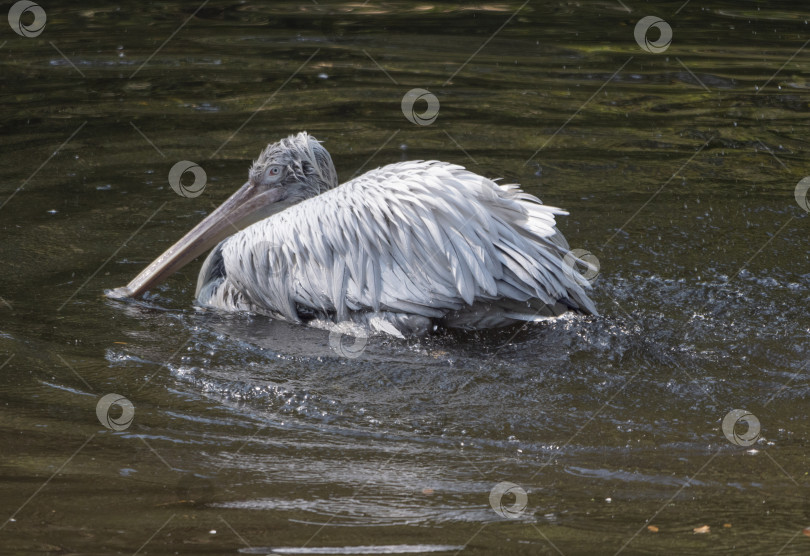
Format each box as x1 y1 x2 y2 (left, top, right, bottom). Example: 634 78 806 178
111 132 596 336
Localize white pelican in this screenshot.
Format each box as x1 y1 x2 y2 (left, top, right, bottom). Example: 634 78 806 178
109 132 597 336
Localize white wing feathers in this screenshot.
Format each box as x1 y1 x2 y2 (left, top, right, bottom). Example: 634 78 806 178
201 160 597 328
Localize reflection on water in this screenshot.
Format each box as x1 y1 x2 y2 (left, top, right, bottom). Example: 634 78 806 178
1 1 809 555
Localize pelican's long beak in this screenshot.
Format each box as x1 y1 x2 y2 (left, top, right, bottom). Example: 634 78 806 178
108 182 285 299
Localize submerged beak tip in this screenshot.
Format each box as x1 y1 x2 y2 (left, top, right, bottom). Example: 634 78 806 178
105 286 133 300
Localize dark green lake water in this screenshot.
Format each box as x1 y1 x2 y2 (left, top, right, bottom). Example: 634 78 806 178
1 1 809 554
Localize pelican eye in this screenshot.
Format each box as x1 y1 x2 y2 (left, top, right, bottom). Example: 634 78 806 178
263 164 284 184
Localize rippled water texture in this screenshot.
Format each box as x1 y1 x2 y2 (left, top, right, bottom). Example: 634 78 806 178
1 1 809 555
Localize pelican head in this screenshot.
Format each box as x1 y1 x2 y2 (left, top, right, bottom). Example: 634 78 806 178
109 132 337 299
249 131 338 200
